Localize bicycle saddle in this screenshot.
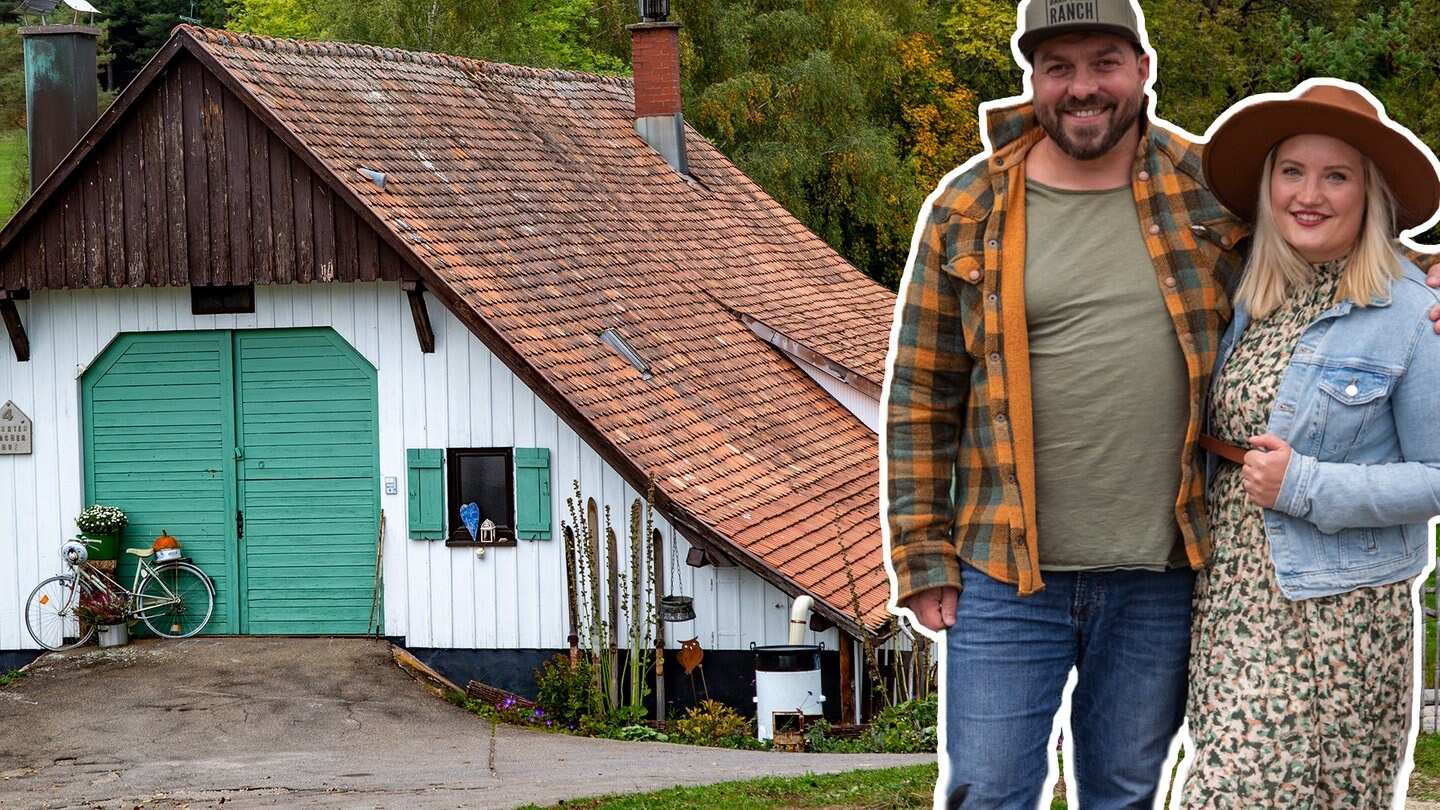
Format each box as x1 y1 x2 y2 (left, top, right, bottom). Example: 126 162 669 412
125 547 155 558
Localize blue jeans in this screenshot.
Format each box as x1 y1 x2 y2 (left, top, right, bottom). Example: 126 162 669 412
944 562 1193 810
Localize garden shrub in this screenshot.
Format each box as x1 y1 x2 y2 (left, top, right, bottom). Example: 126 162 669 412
534 653 597 729
870 696 938 753
671 699 762 749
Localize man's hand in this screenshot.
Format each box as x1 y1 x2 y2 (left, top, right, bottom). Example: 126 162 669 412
1242 433 1293 509
902 586 958 633
1426 262 1440 333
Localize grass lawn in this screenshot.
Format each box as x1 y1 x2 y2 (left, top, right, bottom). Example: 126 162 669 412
0 129 26 224
517 734 1440 810
515 764 939 810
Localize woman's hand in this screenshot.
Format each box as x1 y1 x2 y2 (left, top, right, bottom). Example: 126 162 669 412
1243 434 1293 509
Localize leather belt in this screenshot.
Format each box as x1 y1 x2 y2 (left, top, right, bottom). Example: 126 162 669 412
1199 434 1248 465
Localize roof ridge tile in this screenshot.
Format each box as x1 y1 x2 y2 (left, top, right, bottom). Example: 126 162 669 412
176 24 632 88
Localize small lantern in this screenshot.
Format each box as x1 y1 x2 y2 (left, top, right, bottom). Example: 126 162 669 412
478 518 497 544
638 0 669 22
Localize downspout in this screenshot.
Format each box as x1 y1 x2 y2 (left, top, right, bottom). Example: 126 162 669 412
788 595 813 645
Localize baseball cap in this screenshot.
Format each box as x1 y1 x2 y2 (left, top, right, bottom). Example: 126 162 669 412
1017 0 1143 61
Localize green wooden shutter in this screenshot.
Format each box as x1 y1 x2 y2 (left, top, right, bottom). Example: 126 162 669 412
408 449 445 539
514 447 551 541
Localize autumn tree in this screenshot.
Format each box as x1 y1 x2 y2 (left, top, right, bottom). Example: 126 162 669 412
218 0 1440 285
227 0 631 72
681 0 978 286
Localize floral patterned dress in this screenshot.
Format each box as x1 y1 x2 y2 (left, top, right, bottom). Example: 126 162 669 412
1182 260 1415 809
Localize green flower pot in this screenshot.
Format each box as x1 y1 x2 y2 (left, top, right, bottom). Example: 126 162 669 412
81 532 120 561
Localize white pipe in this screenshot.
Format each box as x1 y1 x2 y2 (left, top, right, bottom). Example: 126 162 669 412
788 595 814 645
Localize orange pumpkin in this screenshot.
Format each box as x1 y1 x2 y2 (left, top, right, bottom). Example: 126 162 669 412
152 531 180 550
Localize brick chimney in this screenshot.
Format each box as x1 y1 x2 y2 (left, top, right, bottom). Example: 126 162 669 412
628 8 687 175
21 25 100 192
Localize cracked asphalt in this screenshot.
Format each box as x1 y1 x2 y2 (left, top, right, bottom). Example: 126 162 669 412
0 637 932 809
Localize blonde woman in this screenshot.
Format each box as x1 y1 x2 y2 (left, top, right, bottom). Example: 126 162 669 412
1184 80 1440 807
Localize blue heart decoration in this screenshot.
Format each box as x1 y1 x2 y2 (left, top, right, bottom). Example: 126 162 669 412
460 502 481 541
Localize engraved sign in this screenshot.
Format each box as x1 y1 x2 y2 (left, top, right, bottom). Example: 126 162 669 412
0 401 31 455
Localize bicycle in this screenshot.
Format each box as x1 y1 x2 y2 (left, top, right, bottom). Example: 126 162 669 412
24 537 215 651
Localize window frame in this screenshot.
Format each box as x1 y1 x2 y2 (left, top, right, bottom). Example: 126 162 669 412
190 285 256 315
444 447 518 547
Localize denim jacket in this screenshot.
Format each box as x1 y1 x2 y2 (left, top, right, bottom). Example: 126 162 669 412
1210 260 1440 599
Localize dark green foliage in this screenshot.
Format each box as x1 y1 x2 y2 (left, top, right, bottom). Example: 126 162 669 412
805 695 938 753
871 695 938 752
534 652 599 729
0 25 24 130
681 0 974 287
104 0 230 89
228 0 632 72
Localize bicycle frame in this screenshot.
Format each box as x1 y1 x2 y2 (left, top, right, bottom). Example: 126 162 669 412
27 541 215 650
74 556 185 619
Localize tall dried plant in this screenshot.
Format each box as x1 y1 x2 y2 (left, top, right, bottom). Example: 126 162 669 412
563 480 658 718
833 508 936 714
564 482 610 717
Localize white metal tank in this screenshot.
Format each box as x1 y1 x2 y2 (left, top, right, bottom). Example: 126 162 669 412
752 644 825 740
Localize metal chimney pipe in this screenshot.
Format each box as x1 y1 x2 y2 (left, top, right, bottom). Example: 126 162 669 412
21 25 100 192
638 0 669 22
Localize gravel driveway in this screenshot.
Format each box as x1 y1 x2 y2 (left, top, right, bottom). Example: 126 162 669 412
0 637 931 809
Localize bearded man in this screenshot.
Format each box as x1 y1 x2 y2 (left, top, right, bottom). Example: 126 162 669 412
883 0 1440 807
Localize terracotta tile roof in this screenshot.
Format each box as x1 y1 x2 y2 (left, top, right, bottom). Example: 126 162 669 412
183 28 897 633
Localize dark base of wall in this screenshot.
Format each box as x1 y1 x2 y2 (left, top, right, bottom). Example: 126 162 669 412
0 650 44 673
406 647 553 700
406 645 841 722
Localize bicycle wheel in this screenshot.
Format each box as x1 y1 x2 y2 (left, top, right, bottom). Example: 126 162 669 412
25 574 98 651
136 562 214 638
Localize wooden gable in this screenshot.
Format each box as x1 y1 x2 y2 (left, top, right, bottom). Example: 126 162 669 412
0 51 414 292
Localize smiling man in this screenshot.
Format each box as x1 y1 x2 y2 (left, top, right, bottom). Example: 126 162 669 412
883 0 1439 808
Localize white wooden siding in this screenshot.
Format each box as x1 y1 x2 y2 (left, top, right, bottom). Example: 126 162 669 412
791 355 880 433
0 282 838 652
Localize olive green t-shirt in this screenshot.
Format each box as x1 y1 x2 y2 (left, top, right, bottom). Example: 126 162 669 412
1024 180 1189 571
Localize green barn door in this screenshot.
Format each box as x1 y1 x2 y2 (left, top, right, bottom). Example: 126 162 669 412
83 328 380 636
233 330 380 634
82 332 240 633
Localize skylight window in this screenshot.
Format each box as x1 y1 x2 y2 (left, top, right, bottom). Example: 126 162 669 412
598 328 653 381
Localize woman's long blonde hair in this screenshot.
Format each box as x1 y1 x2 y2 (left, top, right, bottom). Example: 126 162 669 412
1238 143 1402 318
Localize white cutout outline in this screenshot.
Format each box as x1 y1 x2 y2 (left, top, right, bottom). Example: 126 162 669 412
876 2 1440 808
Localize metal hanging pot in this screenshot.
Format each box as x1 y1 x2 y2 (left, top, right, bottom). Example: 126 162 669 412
658 595 696 622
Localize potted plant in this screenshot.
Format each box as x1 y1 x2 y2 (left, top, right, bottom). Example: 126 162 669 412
74 504 127 561
73 590 130 648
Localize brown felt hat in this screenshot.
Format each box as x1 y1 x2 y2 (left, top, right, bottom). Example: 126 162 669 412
1203 81 1440 231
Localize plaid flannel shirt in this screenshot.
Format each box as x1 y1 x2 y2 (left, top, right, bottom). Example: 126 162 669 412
885 99 1249 602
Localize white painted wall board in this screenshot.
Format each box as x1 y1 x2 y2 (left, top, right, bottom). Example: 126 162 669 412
0 282 841 654
792 355 880 434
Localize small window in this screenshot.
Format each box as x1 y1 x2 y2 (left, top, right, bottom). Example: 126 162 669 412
445 447 516 546
191 285 255 315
